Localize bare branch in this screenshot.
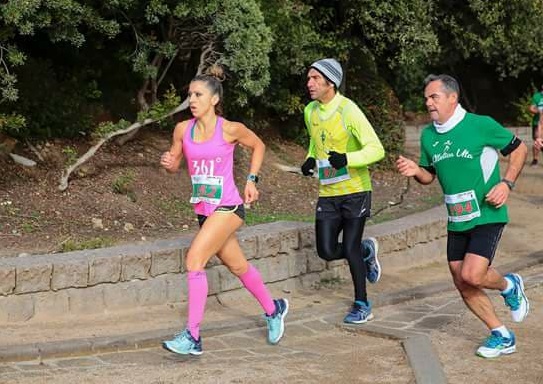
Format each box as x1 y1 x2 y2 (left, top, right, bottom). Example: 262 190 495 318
58 42 217 191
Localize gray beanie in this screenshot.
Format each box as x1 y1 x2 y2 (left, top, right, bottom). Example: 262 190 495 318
310 58 343 89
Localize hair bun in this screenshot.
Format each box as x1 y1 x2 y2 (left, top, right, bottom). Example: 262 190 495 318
206 64 225 81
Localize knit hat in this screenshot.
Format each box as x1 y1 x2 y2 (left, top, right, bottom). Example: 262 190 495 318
310 58 343 89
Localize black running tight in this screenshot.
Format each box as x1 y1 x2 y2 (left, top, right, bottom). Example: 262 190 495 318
316 217 367 302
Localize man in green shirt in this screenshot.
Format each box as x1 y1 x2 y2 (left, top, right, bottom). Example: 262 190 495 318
528 85 543 166
396 74 529 359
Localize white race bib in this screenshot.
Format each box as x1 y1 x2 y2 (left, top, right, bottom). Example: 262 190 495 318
444 190 481 222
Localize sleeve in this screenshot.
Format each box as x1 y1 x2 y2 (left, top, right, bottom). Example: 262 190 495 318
303 104 316 158
531 92 538 106
479 116 515 150
342 103 385 167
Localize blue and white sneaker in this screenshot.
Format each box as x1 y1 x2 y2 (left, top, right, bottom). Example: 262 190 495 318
162 329 203 355
362 237 381 284
265 298 289 344
343 301 374 324
476 330 516 358
501 273 530 322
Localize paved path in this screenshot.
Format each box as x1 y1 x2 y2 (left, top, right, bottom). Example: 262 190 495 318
1 265 541 384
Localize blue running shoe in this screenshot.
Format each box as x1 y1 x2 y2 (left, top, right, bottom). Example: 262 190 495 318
362 237 381 284
162 329 203 355
501 273 529 322
265 298 289 344
343 301 374 324
476 330 516 358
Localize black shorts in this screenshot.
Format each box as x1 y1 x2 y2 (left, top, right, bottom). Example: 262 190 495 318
447 223 505 264
316 191 371 221
197 204 245 227
532 124 540 140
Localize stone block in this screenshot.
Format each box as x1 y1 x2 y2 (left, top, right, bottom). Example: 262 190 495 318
150 249 181 277
307 250 326 272
32 290 70 319
15 264 52 293
0 294 34 323
288 252 308 277
257 233 281 258
217 265 243 292
68 285 105 315
253 255 290 283
103 281 138 310
378 232 407 253
51 261 88 290
298 273 321 289
121 253 151 281
0 266 15 295
206 267 221 296
280 229 300 253
239 236 258 260
165 273 186 303
88 255 121 285
137 277 168 306
299 227 315 248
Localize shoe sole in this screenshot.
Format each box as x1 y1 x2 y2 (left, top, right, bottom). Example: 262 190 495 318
476 345 516 358
511 273 530 322
366 237 381 284
269 299 289 345
344 312 375 324
162 341 203 356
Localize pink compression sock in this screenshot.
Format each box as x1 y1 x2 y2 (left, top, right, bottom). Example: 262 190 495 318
186 271 208 340
238 264 276 316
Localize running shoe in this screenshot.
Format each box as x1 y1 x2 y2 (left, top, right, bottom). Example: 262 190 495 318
343 301 374 324
501 273 530 322
476 330 516 358
265 298 289 344
362 237 381 283
530 159 538 167
162 329 203 355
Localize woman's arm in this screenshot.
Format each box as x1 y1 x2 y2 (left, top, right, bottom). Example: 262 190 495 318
160 121 188 172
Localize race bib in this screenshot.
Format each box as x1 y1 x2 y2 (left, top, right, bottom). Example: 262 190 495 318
190 175 223 205
317 159 351 185
444 190 481 222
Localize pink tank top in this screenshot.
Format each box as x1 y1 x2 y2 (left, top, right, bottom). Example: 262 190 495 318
182 117 243 216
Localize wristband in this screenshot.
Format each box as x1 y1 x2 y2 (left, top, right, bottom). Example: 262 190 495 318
247 174 259 183
501 178 515 190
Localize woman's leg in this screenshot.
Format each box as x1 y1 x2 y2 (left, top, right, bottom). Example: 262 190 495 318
216 234 275 315
184 212 243 339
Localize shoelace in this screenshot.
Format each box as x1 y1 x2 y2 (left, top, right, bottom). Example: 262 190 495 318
504 290 520 310
484 334 506 348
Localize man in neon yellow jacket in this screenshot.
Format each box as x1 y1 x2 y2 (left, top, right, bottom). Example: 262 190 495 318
301 58 385 323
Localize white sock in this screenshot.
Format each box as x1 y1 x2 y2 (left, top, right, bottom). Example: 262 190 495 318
501 276 514 294
492 325 511 339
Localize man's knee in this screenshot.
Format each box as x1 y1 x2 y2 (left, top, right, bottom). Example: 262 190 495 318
316 244 337 261
461 269 485 288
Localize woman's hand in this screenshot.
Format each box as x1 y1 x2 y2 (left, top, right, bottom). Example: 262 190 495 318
244 181 260 204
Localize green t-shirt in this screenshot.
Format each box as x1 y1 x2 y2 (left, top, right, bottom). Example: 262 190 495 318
419 113 514 232
531 92 543 127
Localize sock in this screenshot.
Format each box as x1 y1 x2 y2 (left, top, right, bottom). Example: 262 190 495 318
238 264 276 316
355 300 369 307
492 325 511 339
187 271 208 340
501 276 514 294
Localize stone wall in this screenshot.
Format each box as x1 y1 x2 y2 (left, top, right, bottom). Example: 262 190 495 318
0 207 447 324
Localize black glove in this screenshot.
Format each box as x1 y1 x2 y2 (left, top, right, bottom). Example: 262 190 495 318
301 157 316 176
328 151 347 169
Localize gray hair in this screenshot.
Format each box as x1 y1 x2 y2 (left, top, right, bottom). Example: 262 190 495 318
423 74 460 96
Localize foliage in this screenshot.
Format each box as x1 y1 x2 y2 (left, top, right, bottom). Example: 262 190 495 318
62 146 78 165
61 237 115 252
112 171 136 202
511 86 537 126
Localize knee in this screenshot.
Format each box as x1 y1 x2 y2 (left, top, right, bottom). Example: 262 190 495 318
316 244 336 261
185 250 206 272
228 261 249 277
460 269 484 289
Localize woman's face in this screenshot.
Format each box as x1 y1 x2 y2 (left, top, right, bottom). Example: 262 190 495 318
188 80 218 118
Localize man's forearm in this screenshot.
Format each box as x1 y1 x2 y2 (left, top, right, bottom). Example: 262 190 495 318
503 142 528 182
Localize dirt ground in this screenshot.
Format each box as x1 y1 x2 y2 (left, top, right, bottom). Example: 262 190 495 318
0 129 441 257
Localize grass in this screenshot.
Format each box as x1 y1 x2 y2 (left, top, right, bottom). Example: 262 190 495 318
155 198 194 217
245 209 314 226
60 237 115 252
